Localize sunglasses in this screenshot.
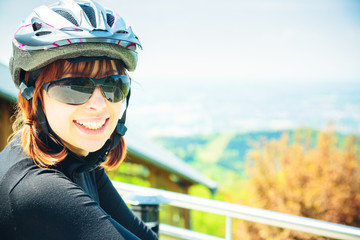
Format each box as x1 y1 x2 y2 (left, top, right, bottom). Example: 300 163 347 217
41 75 130 105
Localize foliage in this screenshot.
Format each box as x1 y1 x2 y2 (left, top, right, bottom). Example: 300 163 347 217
110 128 359 239
234 129 360 240
107 162 151 187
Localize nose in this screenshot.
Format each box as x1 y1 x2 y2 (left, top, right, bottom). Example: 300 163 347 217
84 86 107 110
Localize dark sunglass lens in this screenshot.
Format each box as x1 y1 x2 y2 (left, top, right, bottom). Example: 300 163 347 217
102 76 130 102
101 85 120 102
47 78 94 104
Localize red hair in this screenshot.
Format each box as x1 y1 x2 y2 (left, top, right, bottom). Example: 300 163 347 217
12 59 127 170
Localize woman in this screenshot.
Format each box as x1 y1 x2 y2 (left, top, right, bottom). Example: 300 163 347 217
0 0 157 239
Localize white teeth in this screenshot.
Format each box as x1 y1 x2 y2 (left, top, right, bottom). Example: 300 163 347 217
75 120 106 130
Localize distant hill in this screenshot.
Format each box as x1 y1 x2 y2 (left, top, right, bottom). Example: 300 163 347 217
154 130 292 174
153 129 351 180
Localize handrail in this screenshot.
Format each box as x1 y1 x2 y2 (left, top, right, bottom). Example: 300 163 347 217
159 224 225 240
112 181 360 240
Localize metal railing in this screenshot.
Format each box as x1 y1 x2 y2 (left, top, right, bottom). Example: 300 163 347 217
112 181 360 240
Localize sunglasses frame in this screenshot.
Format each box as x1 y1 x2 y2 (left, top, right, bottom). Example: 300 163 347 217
41 74 130 105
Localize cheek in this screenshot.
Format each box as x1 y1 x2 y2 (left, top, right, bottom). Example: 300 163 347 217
42 93 74 132
113 101 123 117
107 102 124 131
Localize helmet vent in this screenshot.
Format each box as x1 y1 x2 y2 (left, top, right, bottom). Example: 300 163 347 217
106 13 115 27
79 4 96 28
32 22 42 31
55 9 79 26
35 31 51 36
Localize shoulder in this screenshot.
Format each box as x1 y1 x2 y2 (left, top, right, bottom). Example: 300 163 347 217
3 153 74 210
0 134 72 196
0 135 36 195
9 163 97 230
0 134 79 212
10 165 81 212
8 166 110 239
0 141 79 236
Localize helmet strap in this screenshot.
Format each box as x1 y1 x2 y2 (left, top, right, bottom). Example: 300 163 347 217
36 100 50 135
18 68 42 101
27 69 42 87
110 89 131 151
19 69 50 135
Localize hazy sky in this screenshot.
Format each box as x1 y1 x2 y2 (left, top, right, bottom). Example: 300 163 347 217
0 0 359 136
1 0 359 84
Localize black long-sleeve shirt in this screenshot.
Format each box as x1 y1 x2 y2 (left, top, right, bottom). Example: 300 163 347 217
0 135 158 240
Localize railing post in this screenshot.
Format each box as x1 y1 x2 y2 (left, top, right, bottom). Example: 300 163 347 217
123 194 168 236
225 216 233 240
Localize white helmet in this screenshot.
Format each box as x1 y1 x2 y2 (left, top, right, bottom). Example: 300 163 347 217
10 0 142 87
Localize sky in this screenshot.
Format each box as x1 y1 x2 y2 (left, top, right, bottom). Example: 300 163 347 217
1 0 359 83
1 0 359 136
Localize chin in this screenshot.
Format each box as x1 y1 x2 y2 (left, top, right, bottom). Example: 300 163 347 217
85 141 108 153
77 138 109 155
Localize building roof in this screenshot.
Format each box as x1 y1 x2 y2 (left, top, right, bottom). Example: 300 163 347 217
125 129 218 191
0 62 218 192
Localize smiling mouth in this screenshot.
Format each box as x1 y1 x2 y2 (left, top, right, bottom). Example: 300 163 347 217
75 119 107 130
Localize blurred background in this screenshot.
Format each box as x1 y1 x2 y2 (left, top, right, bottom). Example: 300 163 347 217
1 0 359 137
1 1 360 238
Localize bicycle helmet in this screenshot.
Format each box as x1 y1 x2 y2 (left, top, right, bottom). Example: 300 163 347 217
10 0 142 88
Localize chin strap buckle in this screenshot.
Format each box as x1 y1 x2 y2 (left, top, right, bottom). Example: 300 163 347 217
116 123 127 136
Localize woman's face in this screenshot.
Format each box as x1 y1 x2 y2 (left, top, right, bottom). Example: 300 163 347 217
42 61 124 156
